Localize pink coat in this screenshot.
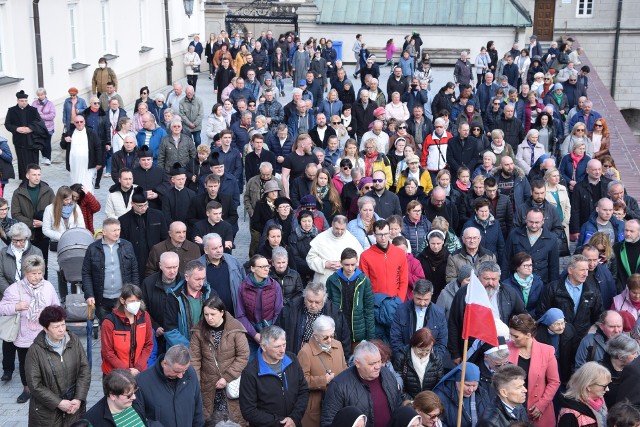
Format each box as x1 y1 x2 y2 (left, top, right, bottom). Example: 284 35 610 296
0 279 60 348
507 339 560 427
612 288 640 321
406 253 425 300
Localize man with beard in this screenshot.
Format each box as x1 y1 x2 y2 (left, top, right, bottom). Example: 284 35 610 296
613 219 640 290
290 163 317 209
187 173 238 232
145 221 201 276
365 170 402 219
162 163 195 225
281 134 318 198
493 155 531 212
105 168 135 218
495 105 525 151
276 280 352 358
514 180 564 239
448 261 526 364
118 187 168 277
309 112 337 150
132 146 170 210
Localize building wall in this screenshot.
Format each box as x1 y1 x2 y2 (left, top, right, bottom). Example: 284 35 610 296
0 0 205 140
552 0 640 110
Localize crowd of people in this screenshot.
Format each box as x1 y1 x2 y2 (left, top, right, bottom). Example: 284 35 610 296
1 27 640 427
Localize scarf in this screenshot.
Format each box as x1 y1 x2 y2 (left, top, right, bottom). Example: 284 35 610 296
491 141 505 154
61 204 75 219
527 140 537 166
456 179 471 192
364 151 378 177
316 185 329 200
513 272 534 305
475 213 495 230
553 91 563 106
302 307 322 343
296 224 318 239
21 279 48 328
587 397 607 427
266 198 276 211
249 273 268 288
45 333 68 357
423 244 448 270
570 151 584 170
411 348 430 383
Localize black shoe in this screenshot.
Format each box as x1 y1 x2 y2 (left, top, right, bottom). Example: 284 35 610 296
17 391 30 403
94 184 100 189
1 371 12 381
352 73 357 78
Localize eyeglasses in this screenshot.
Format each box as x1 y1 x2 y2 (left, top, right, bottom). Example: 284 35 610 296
0 207 9 212
11 239 26 244
544 78 551 81
521 263 533 268
332 122 341 125
398 126 407 129
434 125 444 129
593 383 610 389
411 209 422 213
372 179 385 183
363 186 373 191
142 91 148 95
122 388 139 399
423 412 441 421
414 346 432 356
318 334 335 341
342 166 352 170
92 102 100 105
254 264 271 269
375 232 390 238
493 102 500 106
511 315 524 325
74 121 85 124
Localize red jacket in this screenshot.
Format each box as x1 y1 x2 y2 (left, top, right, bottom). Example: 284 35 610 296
360 244 408 301
79 191 101 234
421 131 452 171
406 253 425 300
101 309 154 375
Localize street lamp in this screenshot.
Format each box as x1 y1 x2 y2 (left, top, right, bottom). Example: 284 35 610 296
183 0 194 17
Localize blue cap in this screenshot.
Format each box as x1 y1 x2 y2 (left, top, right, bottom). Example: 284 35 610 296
538 308 564 326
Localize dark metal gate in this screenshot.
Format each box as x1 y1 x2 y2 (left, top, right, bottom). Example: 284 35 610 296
225 0 298 36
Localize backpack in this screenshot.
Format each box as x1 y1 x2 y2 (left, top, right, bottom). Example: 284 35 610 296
373 292 402 343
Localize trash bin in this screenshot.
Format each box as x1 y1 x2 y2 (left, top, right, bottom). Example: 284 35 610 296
333 41 343 61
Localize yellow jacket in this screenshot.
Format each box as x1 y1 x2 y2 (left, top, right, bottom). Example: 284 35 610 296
396 167 434 194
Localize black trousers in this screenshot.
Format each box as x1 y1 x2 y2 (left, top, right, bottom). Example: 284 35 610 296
2 340 16 373
32 237 50 280
15 148 39 181
16 346 28 386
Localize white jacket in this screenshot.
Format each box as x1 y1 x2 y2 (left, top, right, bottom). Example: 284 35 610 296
105 185 137 218
42 204 85 242
306 228 363 285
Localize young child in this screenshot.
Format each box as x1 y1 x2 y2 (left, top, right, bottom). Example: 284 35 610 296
384 38 398 67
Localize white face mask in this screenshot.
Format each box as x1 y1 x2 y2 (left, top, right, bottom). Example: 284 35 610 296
125 301 141 316
99 63 106 69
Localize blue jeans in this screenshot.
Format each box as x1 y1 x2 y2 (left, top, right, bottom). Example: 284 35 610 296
191 131 201 147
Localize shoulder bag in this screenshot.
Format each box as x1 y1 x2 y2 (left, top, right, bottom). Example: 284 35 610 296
210 343 241 399
0 284 22 342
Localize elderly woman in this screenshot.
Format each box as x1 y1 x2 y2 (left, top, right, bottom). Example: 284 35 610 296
559 141 590 193
502 252 545 318
85 369 146 426
472 151 496 180
402 200 432 257
385 92 410 121
392 328 444 400
560 122 593 158
516 129 545 175
0 198 17 245
413 390 445 427
601 334 639 408
190 295 249 421
535 308 579 386
398 177 429 214
396 154 434 195
289 210 318 284
488 129 515 166
0 255 60 403
347 196 380 249
612 274 640 320
431 216 462 255
101 284 154 376
557 362 611 427
184 45 201 90
507 313 560 426
544 168 571 241
25 305 91 425
149 93 167 124
298 315 347 427
42 186 85 300
462 197 504 262
417 230 449 300
132 101 150 133
433 362 491 427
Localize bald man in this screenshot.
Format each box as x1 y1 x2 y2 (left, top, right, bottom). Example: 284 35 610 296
577 198 625 247
145 221 201 276
570 159 612 240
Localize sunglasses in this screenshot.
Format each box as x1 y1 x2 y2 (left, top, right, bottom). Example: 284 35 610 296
493 102 500 106
594 124 603 127
363 186 373 191
342 166 352 170
576 129 585 132
372 179 385 183
332 122 341 125
398 126 407 129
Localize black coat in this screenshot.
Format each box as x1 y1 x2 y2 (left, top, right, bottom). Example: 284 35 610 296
448 283 526 360
488 193 514 240
424 198 459 233
569 177 612 234
617 356 640 407
309 126 337 149
245 150 277 182
537 272 603 338
353 100 378 138
132 165 171 210
504 226 559 283
321 366 402 427
60 127 103 171
161 186 196 225
477 397 528 427
269 267 303 304
535 323 579 384
276 295 352 359
495 114 525 151
85 395 149 427
446 135 484 177
239 351 309 427
118 208 168 276
392 346 443 400
186 191 237 230
5 104 43 149
141 271 184 331
111 149 140 182
288 229 316 283
82 238 140 306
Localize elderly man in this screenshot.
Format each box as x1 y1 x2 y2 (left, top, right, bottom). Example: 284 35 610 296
306 216 363 285
167 82 186 110
5 91 45 180
424 186 460 231
446 227 497 283
469 339 511 398
145 221 201 276
277 281 352 358
504 208 560 283
447 122 484 178
478 365 529 426
575 310 623 369
157 117 196 173
257 88 284 129
568 99 602 132
240 326 309 427
178 85 204 147
287 100 315 139
197 233 244 316
608 180 640 220
454 51 474 86
321 341 402 427
538 254 603 338
141 251 183 354
360 219 408 300
390 279 448 357
613 219 640 290
136 344 204 427
448 261 526 363
359 120 390 153
570 159 612 240
135 112 167 162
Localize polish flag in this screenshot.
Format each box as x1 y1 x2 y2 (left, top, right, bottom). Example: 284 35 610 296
462 271 499 347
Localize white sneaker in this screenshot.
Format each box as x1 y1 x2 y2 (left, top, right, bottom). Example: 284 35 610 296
43 158 51 165
103 172 111 177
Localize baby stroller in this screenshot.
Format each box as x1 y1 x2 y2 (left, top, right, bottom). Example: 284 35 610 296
57 228 98 362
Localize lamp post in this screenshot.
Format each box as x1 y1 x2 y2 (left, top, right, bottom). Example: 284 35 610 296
183 0 194 18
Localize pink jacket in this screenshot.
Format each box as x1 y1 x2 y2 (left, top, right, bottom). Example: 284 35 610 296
385 44 399 60
32 98 56 132
406 253 425 300
612 288 640 321
507 339 560 427
0 279 60 348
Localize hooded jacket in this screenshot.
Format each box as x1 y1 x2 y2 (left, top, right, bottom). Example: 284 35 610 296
163 279 212 347
326 268 375 342
101 308 154 375
576 211 625 248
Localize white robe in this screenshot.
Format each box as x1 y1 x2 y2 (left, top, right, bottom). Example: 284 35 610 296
306 228 364 285
69 128 95 189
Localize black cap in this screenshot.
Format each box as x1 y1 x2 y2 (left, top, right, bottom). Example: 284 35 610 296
138 145 153 158
275 197 292 208
16 90 28 99
170 162 186 176
131 186 147 203
208 152 222 166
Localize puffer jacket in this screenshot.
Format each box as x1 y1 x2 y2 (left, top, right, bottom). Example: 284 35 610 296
347 214 381 250
392 346 444 400
401 215 432 257
0 242 43 298
325 268 375 342
157 134 197 173
491 165 532 210
101 309 154 375
81 239 140 306
574 327 607 369
612 288 640 321
25 330 91 427
487 192 514 240
321 366 402 427
288 227 317 282
270 267 304 304
190 314 249 420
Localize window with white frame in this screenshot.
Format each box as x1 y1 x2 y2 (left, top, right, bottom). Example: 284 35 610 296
69 4 79 62
138 0 145 46
101 0 109 53
577 0 594 17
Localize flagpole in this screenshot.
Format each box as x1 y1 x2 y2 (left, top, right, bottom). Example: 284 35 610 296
456 338 469 427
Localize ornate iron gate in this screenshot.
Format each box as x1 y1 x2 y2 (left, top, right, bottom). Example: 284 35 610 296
225 0 298 36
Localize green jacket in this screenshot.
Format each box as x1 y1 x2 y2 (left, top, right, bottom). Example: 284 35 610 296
326 268 375 342
178 95 204 131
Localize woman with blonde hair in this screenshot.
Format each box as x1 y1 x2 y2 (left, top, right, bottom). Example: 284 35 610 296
559 140 590 192
588 231 616 272
545 167 570 241
557 362 611 427
560 122 593 158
